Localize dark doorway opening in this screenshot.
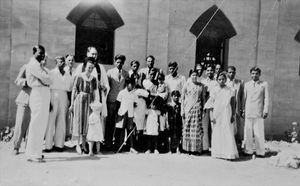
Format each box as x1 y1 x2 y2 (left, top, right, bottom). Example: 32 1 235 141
75 26 114 64
67 0 124 64
190 5 236 70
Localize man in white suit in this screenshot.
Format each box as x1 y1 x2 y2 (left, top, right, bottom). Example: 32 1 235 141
25 45 52 162
12 63 31 155
242 66 269 158
44 56 73 152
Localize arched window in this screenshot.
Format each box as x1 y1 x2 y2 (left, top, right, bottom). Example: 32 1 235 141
190 5 236 69
67 0 124 64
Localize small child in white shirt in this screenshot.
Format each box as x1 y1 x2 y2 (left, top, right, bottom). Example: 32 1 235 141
144 96 164 154
115 77 138 153
87 102 104 156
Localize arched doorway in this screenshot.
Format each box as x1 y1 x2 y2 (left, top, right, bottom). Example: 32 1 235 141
66 0 124 64
190 5 236 69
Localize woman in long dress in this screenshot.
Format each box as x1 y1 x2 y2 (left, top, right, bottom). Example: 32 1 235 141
70 58 99 154
181 68 207 154
210 72 239 160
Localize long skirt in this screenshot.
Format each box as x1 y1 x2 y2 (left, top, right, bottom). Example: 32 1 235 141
211 93 239 160
211 118 239 160
72 92 92 138
182 103 203 153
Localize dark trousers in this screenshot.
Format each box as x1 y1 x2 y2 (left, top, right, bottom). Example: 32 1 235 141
105 102 118 148
114 113 135 151
170 132 182 153
147 135 158 152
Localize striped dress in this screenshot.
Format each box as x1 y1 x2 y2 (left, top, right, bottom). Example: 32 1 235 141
72 74 97 137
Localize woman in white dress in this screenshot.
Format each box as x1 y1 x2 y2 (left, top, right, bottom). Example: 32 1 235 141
210 72 239 160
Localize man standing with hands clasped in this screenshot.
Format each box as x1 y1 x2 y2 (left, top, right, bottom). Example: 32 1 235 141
242 66 269 159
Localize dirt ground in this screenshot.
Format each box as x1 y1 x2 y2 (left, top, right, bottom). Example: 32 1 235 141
0 141 299 186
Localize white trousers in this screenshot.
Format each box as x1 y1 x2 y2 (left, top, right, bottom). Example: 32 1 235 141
45 90 68 149
25 87 50 159
243 117 265 155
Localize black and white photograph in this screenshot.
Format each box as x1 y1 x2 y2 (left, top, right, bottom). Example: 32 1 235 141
0 0 300 185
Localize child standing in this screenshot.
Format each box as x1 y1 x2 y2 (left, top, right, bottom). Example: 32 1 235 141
133 80 149 152
156 73 169 152
144 96 164 154
87 101 104 156
166 90 183 153
115 77 138 153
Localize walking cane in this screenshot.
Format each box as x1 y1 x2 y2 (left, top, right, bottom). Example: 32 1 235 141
116 126 137 153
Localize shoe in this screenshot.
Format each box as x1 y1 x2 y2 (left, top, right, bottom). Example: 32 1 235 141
130 148 138 154
53 146 64 152
12 148 19 155
202 150 209 154
145 150 151 154
241 151 252 156
154 150 159 154
82 144 88 154
27 158 46 163
43 148 53 153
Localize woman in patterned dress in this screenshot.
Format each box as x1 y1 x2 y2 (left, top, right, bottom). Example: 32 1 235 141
69 57 99 154
181 68 207 154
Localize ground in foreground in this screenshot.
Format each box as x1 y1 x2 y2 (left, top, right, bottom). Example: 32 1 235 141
0 142 299 186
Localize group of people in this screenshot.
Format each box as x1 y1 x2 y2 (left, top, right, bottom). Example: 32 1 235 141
12 45 269 163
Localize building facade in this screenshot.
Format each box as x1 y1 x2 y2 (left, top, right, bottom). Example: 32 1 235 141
0 0 300 139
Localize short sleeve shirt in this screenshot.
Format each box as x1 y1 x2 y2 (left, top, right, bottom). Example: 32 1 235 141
117 88 138 117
